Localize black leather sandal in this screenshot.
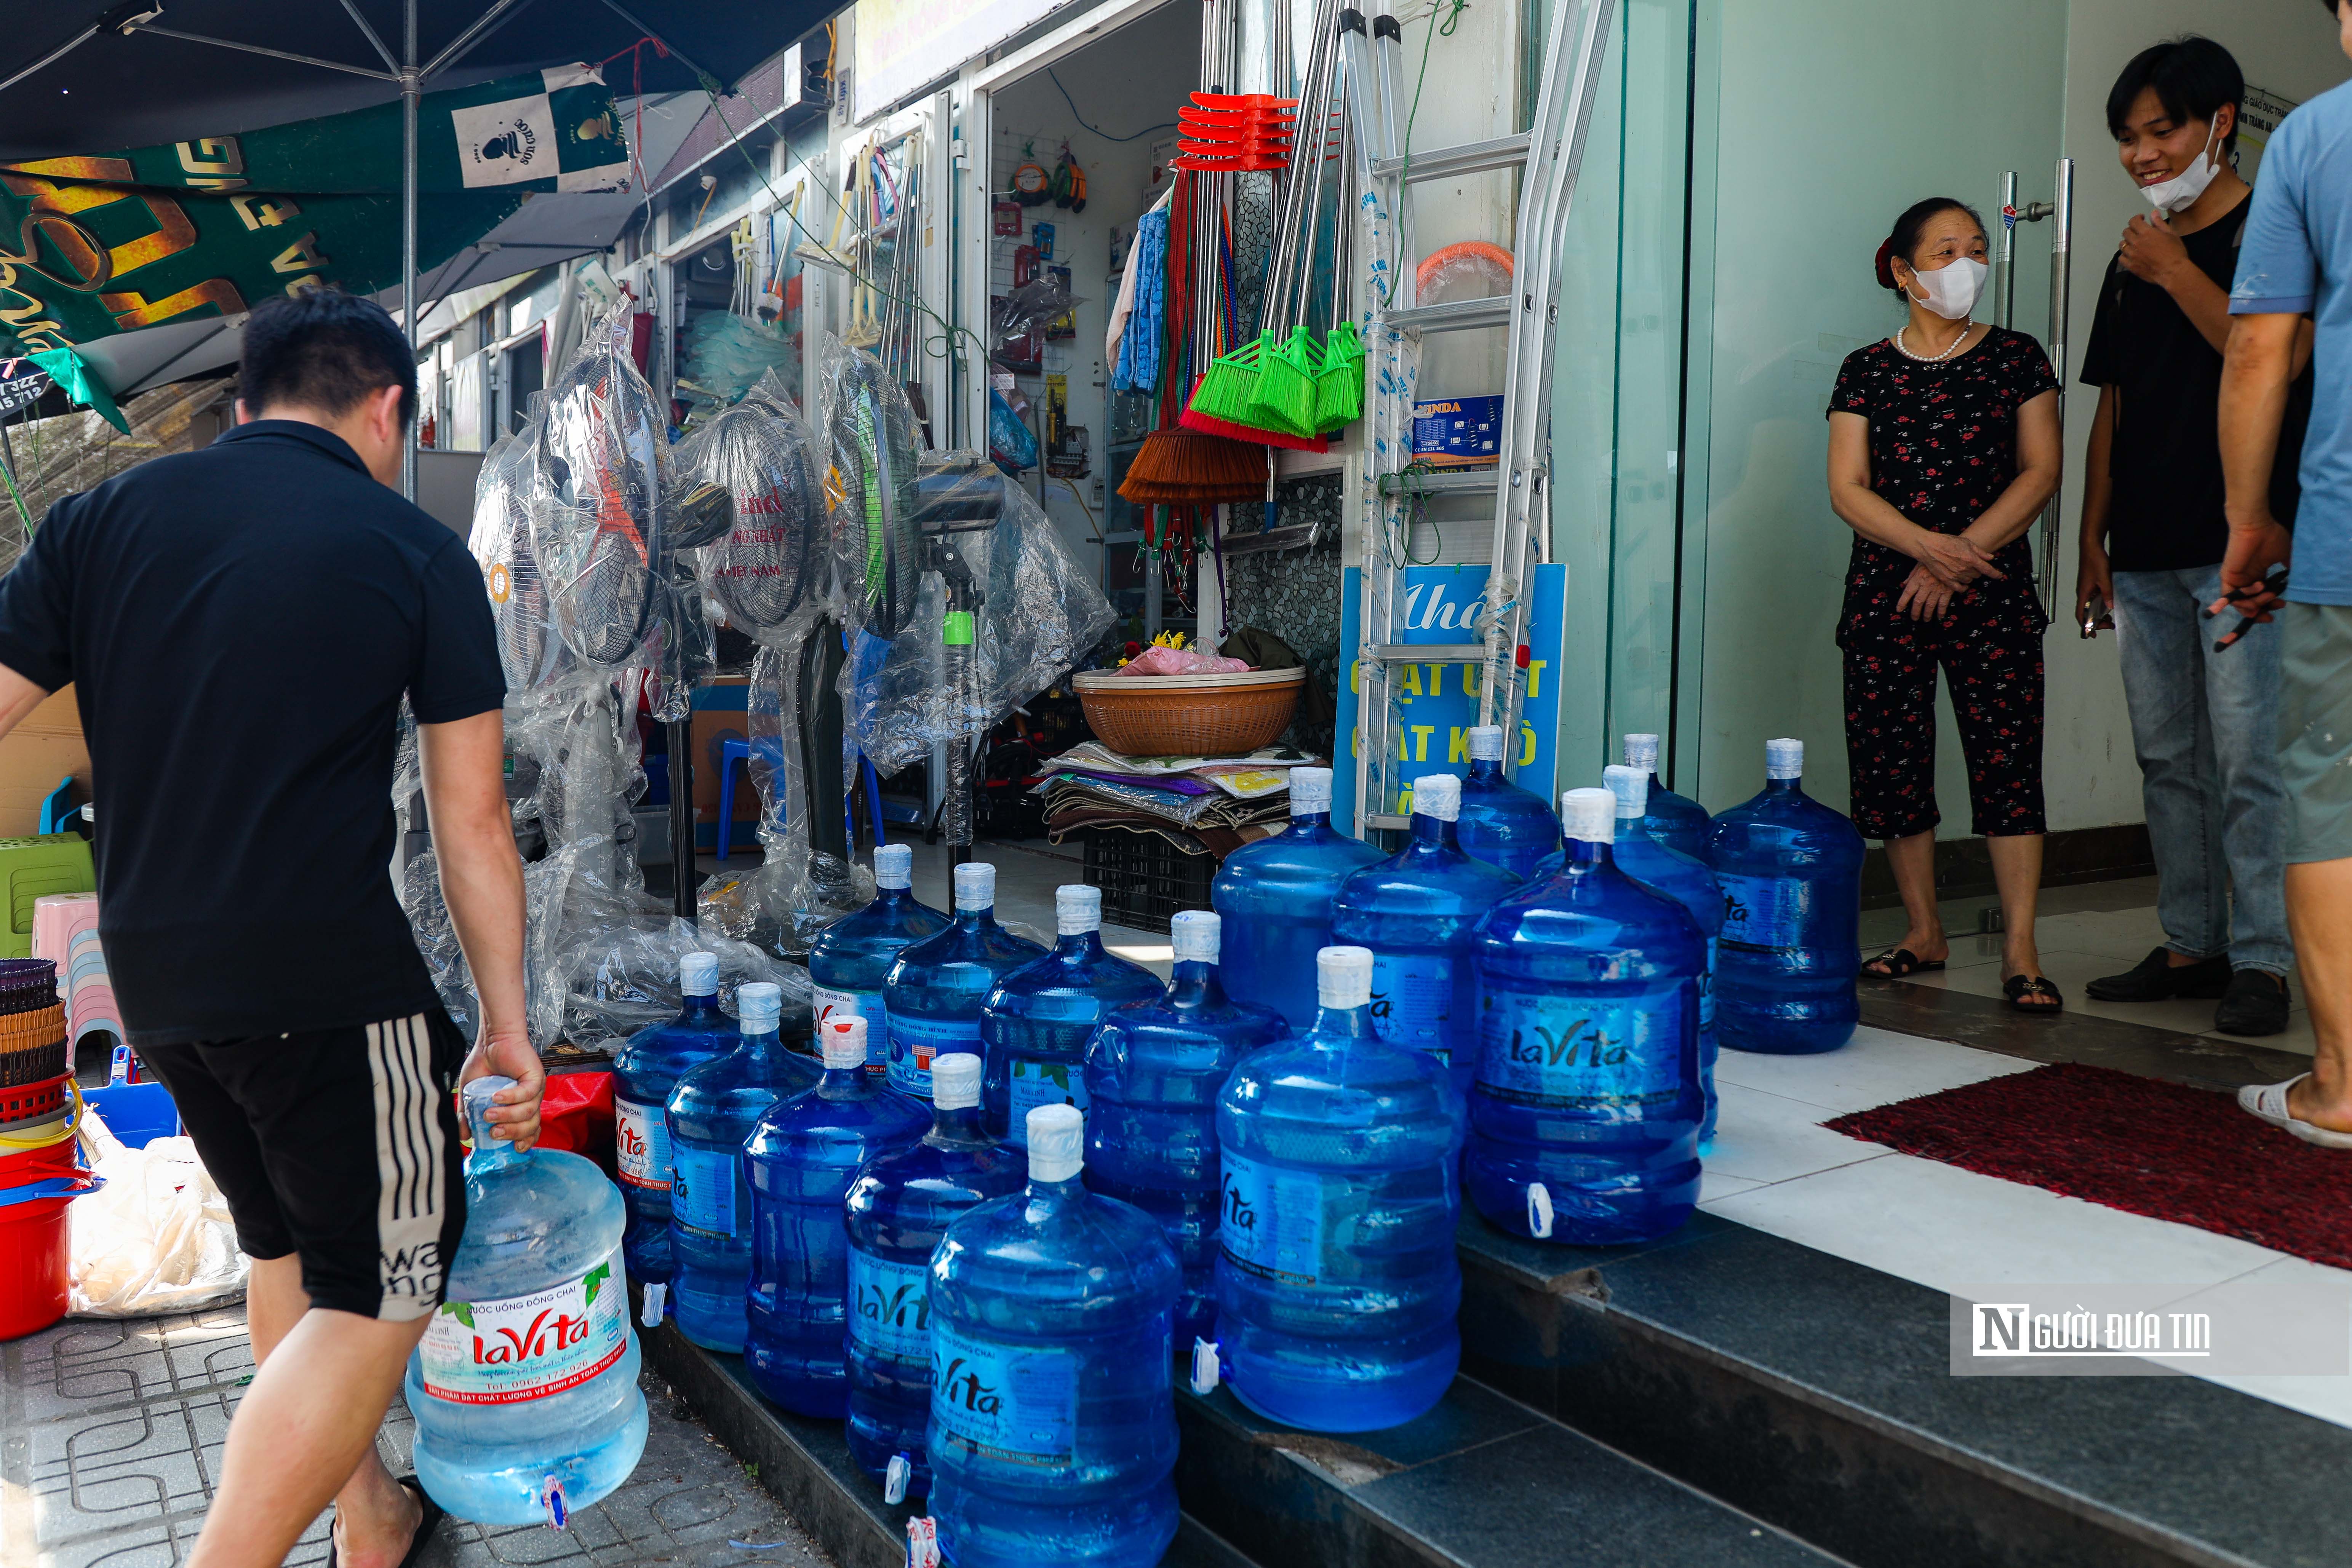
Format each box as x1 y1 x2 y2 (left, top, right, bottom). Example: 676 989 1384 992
2003 974 2064 1013
1863 947 1947 978
327 1478 444 1568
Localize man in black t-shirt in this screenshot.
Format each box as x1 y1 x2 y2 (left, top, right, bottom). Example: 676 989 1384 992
0 291 536 1568
2076 38 2310 1037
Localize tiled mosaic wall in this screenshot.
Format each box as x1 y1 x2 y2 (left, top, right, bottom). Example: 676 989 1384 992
1218 472 1343 759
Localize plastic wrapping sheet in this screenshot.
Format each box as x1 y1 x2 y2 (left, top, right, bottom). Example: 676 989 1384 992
990 272 1080 353
673 372 827 641
697 631 877 959
819 335 923 644
472 430 572 692
554 900 811 1048
839 448 1116 777
679 311 798 424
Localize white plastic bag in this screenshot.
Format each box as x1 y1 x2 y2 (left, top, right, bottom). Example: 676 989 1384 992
69 1109 249 1317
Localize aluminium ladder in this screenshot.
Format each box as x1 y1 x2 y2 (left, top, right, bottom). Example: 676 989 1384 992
1342 0 1616 831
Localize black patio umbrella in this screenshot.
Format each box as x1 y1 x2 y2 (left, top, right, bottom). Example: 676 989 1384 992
0 0 841 489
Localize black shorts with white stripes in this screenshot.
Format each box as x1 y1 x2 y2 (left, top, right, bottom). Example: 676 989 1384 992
139 1011 469 1322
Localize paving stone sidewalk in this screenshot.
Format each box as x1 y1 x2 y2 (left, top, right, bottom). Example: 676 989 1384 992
0 1303 834 1568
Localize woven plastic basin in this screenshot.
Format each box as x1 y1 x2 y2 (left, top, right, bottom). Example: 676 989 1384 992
1073 666 1305 757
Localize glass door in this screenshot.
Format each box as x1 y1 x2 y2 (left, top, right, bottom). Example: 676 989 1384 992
1671 0 2069 818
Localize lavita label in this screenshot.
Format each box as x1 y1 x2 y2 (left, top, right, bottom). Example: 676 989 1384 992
1005 1057 1087 1144
812 983 889 1069
930 1322 1078 1466
848 1250 932 1359
613 1097 669 1191
419 1248 627 1404
1369 951 1453 1056
670 1144 739 1237
1218 1151 1329 1287
889 1012 981 1097
1716 874 1810 953
1476 986 1689 1109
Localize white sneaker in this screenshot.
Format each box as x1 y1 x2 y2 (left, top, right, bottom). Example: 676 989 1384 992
2237 1074 2352 1150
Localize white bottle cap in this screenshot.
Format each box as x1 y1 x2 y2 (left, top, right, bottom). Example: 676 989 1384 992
1561 787 1617 845
1766 738 1804 780
932 1052 982 1109
1467 725 1505 762
1056 885 1102 935
821 1015 868 1069
680 951 718 996
954 862 995 911
1625 733 1660 772
1317 946 1374 1009
1411 773 1461 822
875 843 913 889
1602 764 1648 819
737 981 782 1034
1170 909 1221 964
1027 1104 1084 1181
1289 766 1333 814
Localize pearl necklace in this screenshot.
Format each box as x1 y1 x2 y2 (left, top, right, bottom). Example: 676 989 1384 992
1896 320 1976 363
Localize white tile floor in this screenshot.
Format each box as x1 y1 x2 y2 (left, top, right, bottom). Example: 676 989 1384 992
895 836 1177 977
1861 876 2316 1055
1704 1025 2352 1428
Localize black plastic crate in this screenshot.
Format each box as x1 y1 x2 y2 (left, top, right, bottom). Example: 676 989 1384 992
1081 830 1215 934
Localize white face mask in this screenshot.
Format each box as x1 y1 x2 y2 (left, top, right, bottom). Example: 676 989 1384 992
1905 256 1987 320
2138 120 2223 216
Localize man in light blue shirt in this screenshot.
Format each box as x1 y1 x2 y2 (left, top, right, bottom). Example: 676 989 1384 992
2218 0 2352 1149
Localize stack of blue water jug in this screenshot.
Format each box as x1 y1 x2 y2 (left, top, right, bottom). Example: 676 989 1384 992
405 740 1863 1564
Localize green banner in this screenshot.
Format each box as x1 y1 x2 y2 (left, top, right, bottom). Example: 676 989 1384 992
0 66 630 196
0 67 633 356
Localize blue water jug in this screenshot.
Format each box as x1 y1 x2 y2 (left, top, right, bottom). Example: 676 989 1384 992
1453 724 1559 879
1331 772 1520 1103
1212 766 1383 1028
1709 738 1865 1055
744 1015 931 1416
1603 766 1725 1150
665 981 819 1353
1469 788 1706 1246
408 1077 649 1526
612 951 736 1292
1626 732 1714 863
929 1104 1182 1568
982 885 1161 1146
1083 910 1287 1349
810 842 951 1072
884 863 1048 1100
1215 946 1464 1433
844 1052 1023 1502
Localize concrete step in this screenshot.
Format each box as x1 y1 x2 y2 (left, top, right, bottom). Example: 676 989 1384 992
1455 1209 2352 1568
1174 1374 1843 1568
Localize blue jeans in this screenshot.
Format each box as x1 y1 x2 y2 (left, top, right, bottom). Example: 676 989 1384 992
2111 566 2291 975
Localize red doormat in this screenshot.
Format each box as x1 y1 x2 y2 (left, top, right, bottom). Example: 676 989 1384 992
1823 1061 2352 1271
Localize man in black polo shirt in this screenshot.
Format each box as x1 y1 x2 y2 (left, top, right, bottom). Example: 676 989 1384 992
2075 37 2310 1037
0 290 536 1568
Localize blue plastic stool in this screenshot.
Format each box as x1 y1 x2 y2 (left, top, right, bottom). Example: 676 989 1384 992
716 737 787 862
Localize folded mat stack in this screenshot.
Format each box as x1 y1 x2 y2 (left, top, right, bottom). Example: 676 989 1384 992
1038 740 1306 859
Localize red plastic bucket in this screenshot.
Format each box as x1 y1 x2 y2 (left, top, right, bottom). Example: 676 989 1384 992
0 1192 71 1338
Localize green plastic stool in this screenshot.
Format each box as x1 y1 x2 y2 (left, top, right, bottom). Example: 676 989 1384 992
0 835 93 960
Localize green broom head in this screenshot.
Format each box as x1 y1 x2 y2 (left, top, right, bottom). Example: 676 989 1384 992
1244 324 1321 438
1189 333 1268 425
1315 321 1365 432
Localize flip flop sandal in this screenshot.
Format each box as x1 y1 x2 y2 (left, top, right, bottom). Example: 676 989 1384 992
328 1478 445 1568
1863 947 1946 978
2237 1074 2352 1150
2003 974 2064 1013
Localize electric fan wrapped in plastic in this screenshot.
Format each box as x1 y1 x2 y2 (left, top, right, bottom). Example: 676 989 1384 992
472 431 570 692
840 451 1116 776
697 631 878 959
528 308 711 717
818 337 922 642
672 372 826 641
